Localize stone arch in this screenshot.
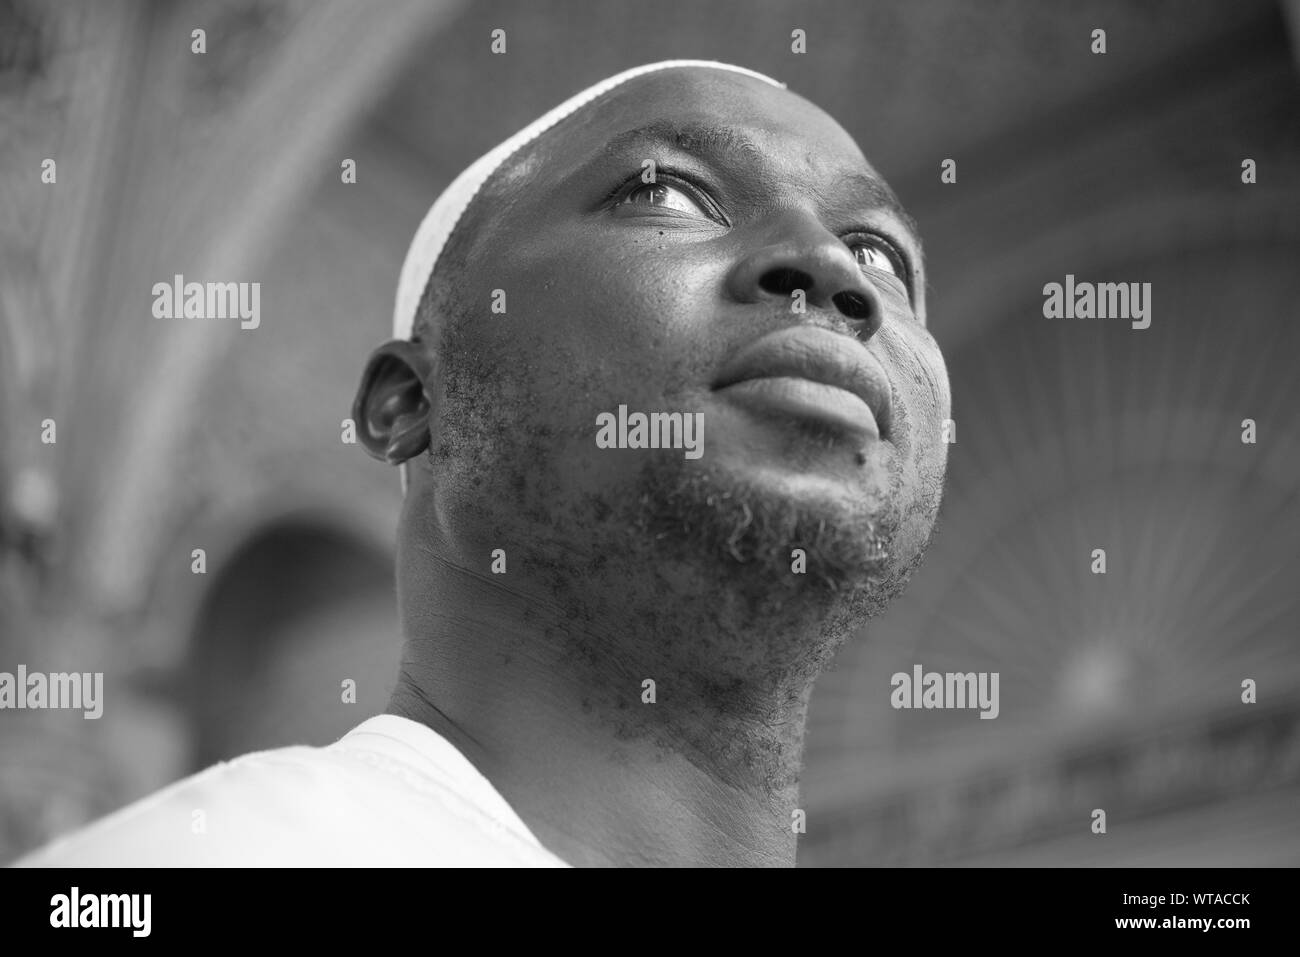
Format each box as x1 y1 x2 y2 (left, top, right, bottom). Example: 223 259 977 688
182 516 401 770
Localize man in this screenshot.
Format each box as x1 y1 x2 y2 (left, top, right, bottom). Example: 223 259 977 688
18 59 949 867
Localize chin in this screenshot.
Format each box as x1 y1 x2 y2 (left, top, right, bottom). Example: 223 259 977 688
631 451 905 597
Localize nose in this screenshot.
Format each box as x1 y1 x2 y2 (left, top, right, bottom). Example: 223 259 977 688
725 209 886 340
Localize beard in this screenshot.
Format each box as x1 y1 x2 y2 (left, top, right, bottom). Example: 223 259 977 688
635 459 893 583
622 448 924 636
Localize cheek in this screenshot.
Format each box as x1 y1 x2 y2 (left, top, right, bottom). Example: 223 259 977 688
503 234 722 399
917 333 952 423
880 323 950 421
878 329 951 558
872 323 952 490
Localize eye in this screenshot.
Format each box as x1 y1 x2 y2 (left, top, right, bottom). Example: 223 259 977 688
619 180 711 217
847 235 906 280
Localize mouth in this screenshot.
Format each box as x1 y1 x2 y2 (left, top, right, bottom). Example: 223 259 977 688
710 326 893 441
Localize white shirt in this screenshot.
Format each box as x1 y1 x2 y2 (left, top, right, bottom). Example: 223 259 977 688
16 714 570 867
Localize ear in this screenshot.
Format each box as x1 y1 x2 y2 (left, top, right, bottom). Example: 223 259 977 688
352 340 436 465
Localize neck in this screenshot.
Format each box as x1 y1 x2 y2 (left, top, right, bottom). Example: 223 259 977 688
387 542 836 867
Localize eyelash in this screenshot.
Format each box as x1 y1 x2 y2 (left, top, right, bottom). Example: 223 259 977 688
604 166 726 222
842 231 913 295
604 168 915 301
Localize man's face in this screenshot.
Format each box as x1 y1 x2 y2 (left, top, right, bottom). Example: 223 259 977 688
424 67 950 628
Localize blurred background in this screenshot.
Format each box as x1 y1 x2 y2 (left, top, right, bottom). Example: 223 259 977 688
1 0 1298 866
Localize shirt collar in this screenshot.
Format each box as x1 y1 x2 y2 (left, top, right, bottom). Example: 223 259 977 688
336 713 544 848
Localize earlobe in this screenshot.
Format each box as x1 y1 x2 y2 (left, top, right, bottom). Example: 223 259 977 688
351 340 436 465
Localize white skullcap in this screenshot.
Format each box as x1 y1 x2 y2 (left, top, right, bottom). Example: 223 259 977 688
390 59 786 342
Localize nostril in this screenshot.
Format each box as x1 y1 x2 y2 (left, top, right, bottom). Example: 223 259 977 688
832 290 874 322
759 267 814 298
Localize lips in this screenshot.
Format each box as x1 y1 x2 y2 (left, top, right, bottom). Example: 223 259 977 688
711 326 893 439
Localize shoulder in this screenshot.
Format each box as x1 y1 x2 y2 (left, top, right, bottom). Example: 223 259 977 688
15 722 566 867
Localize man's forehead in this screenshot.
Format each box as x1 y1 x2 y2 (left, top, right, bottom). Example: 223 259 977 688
547 67 871 175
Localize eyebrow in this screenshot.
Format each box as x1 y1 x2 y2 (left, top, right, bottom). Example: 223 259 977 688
829 172 923 247
600 119 762 166
595 119 922 246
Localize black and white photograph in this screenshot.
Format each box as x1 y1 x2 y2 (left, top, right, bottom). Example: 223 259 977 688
1 0 1296 914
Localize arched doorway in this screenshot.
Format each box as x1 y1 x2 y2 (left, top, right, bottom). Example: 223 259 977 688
185 520 401 770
